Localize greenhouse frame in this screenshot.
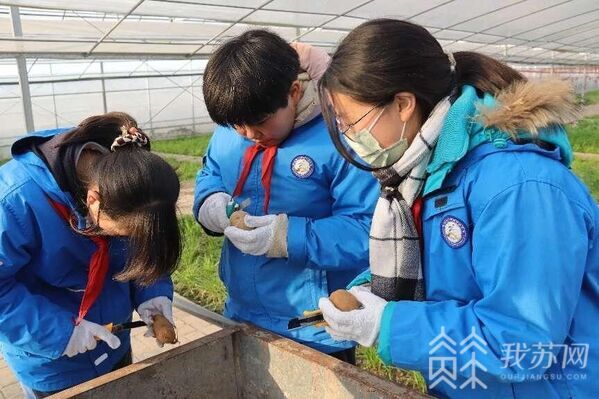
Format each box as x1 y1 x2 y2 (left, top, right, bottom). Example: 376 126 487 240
1 0 599 157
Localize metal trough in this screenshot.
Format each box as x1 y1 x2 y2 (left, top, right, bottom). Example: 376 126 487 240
50 324 431 399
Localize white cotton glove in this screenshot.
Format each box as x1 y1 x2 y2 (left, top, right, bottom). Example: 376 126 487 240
198 192 231 234
137 296 175 347
318 286 387 347
224 214 288 258
62 319 121 358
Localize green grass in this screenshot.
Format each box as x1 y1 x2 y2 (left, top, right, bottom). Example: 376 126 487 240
567 116 599 153
172 216 226 313
0 159 8 166
152 134 212 157
572 158 599 201
357 346 427 393
579 89 599 105
164 157 201 182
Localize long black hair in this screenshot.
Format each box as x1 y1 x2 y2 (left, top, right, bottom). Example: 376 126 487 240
61 112 181 286
319 19 525 171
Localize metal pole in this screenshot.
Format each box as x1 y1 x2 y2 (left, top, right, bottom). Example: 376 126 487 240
100 61 108 114
49 63 59 128
146 67 154 134
190 62 196 133
583 54 589 98
86 0 145 56
9 6 34 132
187 0 275 57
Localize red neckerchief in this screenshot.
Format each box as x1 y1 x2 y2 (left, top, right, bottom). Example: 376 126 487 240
48 198 110 325
232 144 278 213
411 197 424 251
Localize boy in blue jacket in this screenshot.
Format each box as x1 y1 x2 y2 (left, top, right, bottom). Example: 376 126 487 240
194 31 379 362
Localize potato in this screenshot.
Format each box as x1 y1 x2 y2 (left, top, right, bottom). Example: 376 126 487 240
230 210 253 230
152 314 178 345
329 289 362 311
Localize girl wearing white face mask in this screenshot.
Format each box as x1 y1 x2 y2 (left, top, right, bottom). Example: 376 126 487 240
341 105 409 168
317 19 598 399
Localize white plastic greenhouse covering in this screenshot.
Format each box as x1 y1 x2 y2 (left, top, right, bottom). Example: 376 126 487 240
1 0 599 157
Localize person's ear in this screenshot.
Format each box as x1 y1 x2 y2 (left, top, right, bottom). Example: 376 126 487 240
393 92 417 123
86 188 101 222
86 188 100 206
289 80 302 105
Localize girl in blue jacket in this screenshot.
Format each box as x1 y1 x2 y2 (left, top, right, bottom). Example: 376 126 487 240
194 31 379 362
318 19 599 398
0 112 181 397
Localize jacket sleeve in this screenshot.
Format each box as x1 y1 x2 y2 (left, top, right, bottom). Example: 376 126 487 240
377 181 593 383
132 276 174 308
0 197 74 359
193 132 228 235
286 159 378 271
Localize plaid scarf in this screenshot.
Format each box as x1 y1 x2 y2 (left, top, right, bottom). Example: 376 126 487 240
369 98 451 301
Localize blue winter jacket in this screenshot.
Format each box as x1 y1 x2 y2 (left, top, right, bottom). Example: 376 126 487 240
194 116 379 353
376 84 599 398
0 128 173 392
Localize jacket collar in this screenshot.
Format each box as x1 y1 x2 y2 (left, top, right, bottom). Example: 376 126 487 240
11 128 84 223
424 79 577 196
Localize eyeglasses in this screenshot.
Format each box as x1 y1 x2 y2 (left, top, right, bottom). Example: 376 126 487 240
335 103 381 136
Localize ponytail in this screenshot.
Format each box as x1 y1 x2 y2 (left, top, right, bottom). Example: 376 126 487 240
453 51 525 96
60 112 150 150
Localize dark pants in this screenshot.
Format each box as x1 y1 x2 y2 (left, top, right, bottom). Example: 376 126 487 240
329 347 356 365
32 351 133 398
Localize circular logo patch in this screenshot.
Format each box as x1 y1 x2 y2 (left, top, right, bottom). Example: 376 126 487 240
291 155 315 179
441 216 468 248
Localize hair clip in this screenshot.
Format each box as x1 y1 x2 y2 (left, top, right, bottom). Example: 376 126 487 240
111 125 148 152
446 52 456 73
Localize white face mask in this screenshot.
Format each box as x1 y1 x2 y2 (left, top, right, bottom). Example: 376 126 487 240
345 107 408 168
